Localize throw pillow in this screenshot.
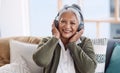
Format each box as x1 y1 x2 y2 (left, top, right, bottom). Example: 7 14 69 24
9 40 43 73
91 38 108 73
0 56 31 73
106 43 120 73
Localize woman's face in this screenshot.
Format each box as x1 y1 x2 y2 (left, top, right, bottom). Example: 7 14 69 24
58 11 79 40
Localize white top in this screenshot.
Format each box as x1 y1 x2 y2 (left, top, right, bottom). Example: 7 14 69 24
56 39 81 73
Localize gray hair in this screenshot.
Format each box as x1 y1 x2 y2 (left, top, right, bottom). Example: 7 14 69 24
57 5 81 24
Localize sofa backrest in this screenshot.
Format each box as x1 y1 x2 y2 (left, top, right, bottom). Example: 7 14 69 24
0 36 41 67
105 39 120 71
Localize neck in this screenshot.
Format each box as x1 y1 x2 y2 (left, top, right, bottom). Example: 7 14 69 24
61 38 69 50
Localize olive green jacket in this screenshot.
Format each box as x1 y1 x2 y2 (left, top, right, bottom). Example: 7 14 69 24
33 36 97 73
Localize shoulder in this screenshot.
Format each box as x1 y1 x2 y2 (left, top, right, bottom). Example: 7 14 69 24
80 36 93 49
80 36 91 41
40 36 59 43
80 36 92 44
41 36 52 42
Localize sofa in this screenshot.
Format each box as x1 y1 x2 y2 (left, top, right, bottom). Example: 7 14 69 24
0 36 41 66
0 36 120 73
105 39 120 72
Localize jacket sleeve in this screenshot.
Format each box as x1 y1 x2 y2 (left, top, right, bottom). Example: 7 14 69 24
66 37 97 73
33 37 59 67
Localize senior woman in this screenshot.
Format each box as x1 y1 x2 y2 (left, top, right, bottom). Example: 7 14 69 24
33 4 97 73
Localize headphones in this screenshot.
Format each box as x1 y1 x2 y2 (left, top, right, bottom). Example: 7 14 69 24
54 4 84 31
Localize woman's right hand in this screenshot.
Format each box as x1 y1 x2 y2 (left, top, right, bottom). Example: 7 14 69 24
52 22 60 39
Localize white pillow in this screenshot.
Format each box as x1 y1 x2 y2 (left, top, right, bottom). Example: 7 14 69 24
91 38 108 73
9 40 43 73
0 56 31 73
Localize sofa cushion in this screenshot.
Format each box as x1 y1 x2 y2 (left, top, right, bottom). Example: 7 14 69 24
105 39 120 71
0 56 31 73
91 38 108 73
10 40 43 73
106 42 120 73
0 36 41 67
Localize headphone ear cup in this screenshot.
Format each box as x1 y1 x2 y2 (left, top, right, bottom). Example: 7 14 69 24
78 24 81 31
54 20 59 29
78 23 84 31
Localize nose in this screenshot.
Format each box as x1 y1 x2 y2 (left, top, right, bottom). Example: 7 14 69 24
64 22 71 28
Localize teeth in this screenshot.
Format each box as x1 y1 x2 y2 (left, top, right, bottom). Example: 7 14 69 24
63 29 71 33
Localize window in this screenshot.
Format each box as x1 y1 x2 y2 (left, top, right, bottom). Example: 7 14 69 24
29 0 120 38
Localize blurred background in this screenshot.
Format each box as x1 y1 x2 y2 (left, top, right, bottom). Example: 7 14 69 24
0 0 120 39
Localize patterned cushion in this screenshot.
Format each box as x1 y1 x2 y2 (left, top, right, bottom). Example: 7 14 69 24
91 38 108 73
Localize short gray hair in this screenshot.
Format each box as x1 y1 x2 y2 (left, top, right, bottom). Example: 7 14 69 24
57 5 81 24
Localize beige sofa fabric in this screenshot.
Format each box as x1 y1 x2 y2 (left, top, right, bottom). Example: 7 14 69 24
0 36 41 67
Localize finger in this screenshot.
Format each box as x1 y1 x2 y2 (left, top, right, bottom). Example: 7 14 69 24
52 23 54 28
52 27 56 35
52 24 58 33
52 23 53 28
78 29 84 34
75 29 83 38
52 23 55 33
52 20 55 27
81 29 84 34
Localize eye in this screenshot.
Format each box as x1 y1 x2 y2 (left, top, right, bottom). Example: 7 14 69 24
70 22 76 25
61 20 66 23
60 20 66 24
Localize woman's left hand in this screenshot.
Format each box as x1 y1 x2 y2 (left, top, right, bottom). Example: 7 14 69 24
69 29 84 43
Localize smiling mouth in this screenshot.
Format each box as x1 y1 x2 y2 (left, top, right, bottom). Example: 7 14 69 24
62 29 72 33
